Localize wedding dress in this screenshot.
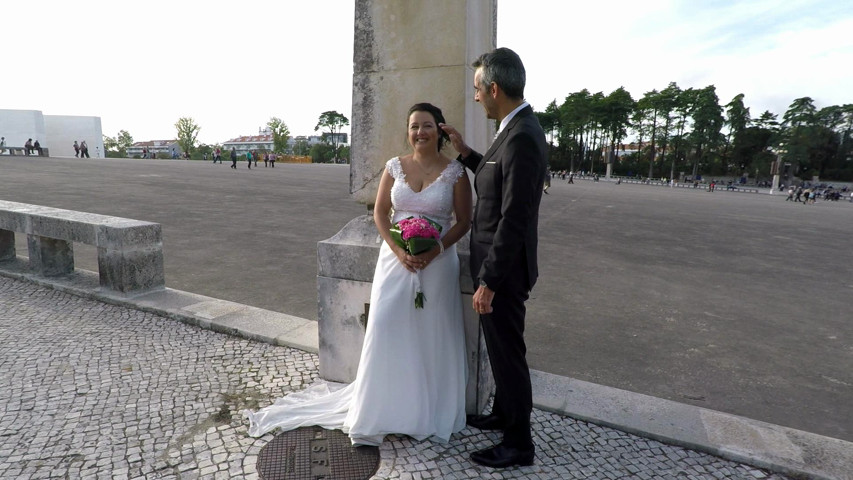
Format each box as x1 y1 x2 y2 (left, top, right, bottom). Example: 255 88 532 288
245 157 468 445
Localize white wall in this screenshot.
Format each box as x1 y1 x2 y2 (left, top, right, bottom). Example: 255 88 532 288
0 109 46 147
44 115 104 157
0 110 103 157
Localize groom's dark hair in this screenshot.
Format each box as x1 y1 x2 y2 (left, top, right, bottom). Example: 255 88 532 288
407 103 450 151
473 47 526 100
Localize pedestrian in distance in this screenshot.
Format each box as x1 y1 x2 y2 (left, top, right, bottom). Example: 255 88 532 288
230 147 238 169
73 140 80 157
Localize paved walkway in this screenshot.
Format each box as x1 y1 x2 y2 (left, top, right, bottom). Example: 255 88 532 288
0 276 792 480
2 157 851 442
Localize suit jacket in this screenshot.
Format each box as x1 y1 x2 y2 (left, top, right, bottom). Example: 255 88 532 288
460 105 547 292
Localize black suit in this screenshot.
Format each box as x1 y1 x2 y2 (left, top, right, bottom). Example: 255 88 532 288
459 105 547 448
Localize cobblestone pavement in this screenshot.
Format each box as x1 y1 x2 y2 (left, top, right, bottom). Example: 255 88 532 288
0 276 791 479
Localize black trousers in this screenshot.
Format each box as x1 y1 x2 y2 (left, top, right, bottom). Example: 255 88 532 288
479 270 533 449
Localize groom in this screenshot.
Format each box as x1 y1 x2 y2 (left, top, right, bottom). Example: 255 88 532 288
441 47 547 468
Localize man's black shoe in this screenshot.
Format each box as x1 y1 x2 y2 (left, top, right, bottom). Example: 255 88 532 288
471 444 534 468
466 413 506 430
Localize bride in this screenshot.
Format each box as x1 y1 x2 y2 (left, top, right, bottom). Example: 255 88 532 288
245 103 472 446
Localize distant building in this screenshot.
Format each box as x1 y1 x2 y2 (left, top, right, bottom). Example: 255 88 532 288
322 132 348 145
127 140 181 158
219 130 349 154
222 134 273 154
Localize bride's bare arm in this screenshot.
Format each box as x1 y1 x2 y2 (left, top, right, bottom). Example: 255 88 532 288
374 169 418 272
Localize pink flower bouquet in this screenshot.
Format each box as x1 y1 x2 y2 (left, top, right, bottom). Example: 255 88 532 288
389 216 442 308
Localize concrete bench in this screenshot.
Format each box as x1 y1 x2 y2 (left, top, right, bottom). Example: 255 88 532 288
0 200 164 294
2 146 49 156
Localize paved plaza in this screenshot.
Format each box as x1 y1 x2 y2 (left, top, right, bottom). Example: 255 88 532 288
1 156 850 444
0 276 792 479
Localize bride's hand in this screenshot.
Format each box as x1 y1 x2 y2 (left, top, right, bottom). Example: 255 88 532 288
413 247 440 270
394 248 419 273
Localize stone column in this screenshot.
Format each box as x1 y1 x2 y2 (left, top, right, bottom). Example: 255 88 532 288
318 0 496 414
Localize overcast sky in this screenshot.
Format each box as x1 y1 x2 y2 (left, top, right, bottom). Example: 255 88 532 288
3 0 851 145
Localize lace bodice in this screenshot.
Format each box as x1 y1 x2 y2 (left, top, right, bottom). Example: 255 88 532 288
386 157 465 234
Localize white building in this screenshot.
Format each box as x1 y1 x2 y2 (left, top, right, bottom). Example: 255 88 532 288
0 109 103 157
127 140 181 158
222 134 273 154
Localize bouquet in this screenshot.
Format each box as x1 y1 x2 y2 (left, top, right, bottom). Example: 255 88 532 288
389 216 442 308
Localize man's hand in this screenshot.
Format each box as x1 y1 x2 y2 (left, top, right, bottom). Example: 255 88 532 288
439 123 472 158
473 285 494 315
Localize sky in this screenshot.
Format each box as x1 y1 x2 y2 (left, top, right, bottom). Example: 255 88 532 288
3 0 851 146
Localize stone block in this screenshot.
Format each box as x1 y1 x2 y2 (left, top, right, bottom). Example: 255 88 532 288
0 229 15 261
0 210 28 232
317 276 371 383
462 293 494 414
27 234 74 276
317 215 380 282
96 221 162 249
97 246 165 294
29 213 97 244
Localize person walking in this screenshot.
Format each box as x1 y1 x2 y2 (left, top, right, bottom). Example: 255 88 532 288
80 141 90 158
441 47 547 469
230 147 238 169
246 151 253 169
73 140 80 158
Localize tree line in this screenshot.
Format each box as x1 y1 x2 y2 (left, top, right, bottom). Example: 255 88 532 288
536 83 853 182
103 111 350 163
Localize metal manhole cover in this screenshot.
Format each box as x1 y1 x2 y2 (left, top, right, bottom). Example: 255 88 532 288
257 426 380 480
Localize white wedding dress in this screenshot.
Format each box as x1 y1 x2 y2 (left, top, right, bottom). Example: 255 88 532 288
245 157 468 445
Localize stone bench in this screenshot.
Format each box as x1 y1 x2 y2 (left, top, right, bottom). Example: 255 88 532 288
1 146 49 156
0 200 164 294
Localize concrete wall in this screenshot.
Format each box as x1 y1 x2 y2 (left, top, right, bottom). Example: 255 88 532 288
0 109 46 148
44 115 104 158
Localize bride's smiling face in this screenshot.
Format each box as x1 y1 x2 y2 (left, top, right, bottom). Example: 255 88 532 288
407 111 439 153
